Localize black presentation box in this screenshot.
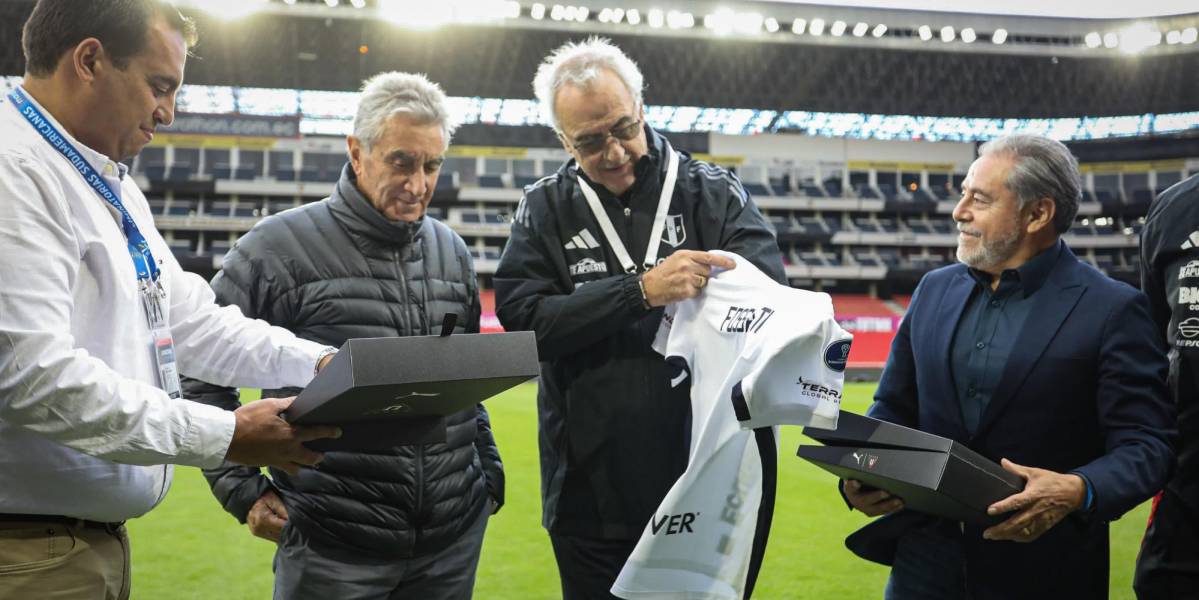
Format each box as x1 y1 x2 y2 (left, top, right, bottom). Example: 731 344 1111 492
797 411 1024 526
284 332 540 451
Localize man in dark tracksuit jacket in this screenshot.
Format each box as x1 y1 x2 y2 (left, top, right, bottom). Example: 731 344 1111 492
1136 173 1199 599
186 72 503 600
495 39 784 599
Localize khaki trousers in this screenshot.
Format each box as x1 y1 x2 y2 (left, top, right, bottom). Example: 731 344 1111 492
0 519 130 600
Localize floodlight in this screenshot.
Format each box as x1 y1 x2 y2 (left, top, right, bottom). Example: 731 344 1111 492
765 17 780 33
175 0 269 21
810 18 825 36
1166 30 1181 44
531 2 545 18
1085 32 1102 48
992 28 1007 44
940 26 954 42
350 0 366 7
792 18 807 35
871 23 886 37
1182 27 1198 44
626 8 641 24
961 28 976 43
735 12 764 34
918 25 932 41
852 22 868 37
325 0 338 6
1118 23 1162 54
612 8 624 22
831 21 847 36
598 8 611 23
648 8 664 28
1103 32 1119 48
667 10 692 29
576 5 589 21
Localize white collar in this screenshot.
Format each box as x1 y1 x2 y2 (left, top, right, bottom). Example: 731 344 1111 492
16 85 127 180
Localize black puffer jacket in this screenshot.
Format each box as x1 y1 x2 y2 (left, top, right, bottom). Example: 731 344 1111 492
185 164 503 559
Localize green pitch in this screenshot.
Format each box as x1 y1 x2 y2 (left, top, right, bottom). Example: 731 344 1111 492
128 383 1150 598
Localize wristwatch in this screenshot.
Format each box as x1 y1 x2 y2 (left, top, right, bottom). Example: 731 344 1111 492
314 347 338 375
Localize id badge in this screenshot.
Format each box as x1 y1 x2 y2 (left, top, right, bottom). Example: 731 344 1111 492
141 280 182 399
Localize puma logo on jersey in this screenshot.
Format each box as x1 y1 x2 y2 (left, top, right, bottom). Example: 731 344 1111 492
651 512 698 535
564 229 601 250
719 306 775 333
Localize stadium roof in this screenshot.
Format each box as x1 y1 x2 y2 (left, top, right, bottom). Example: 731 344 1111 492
768 0 1199 20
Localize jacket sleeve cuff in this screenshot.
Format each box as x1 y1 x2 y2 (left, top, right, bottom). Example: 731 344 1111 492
622 273 652 315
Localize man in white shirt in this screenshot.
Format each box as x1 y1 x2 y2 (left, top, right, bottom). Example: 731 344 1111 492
0 2 340 598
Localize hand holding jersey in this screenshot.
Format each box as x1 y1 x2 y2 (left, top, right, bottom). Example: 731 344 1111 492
642 250 737 307
612 250 852 600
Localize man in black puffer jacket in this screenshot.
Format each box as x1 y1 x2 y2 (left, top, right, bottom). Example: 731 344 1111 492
184 72 503 600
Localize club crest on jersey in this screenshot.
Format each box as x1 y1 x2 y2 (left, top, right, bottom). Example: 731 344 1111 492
569 257 608 277
824 339 852 372
661 214 687 248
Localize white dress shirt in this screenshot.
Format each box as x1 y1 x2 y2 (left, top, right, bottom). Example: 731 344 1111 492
0 87 329 521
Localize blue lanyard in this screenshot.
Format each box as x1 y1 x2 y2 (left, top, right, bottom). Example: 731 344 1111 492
6 87 160 284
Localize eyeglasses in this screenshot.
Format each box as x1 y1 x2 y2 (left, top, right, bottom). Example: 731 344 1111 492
566 118 642 156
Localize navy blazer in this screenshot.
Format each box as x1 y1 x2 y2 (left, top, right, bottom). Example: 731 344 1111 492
869 243 1176 599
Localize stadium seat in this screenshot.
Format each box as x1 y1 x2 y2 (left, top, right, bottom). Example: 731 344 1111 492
233 166 258 181
268 200 296 214
801 183 827 198
166 201 196 216
166 163 194 182
212 163 233 180
823 180 843 198
478 175 506 188
855 185 880 199
204 201 232 217
742 181 772 197
144 162 167 181
232 203 258 218
513 175 542 189
275 167 298 182
769 179 792 196
168 241 193 255
299 167 322 182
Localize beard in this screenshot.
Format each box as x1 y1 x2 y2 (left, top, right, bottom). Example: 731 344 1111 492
956 219 1022 272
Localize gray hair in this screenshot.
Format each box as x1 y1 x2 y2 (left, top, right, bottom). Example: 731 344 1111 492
978 134 1081 234
352 72 456 150
533 36 644 131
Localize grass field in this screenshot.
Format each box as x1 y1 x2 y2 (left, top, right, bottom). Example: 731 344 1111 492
128 382 1151 599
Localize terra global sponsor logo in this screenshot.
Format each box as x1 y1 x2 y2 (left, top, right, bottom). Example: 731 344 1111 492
569 257 608 276
797 377 843 403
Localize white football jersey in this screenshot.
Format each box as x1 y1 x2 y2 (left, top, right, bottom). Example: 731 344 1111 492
611 250 851 600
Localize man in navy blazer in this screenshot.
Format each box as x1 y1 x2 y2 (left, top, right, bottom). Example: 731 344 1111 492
842 134 1176 600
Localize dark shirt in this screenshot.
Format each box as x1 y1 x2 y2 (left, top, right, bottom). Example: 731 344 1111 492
951 241 1061 434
